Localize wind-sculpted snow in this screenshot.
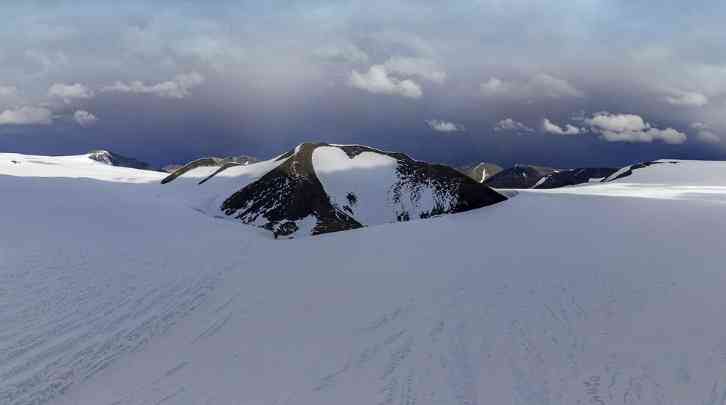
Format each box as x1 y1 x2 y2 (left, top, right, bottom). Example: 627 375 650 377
3 153 726 404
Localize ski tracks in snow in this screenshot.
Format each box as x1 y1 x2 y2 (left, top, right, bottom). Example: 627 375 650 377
307 272 726 405
0 243 235 405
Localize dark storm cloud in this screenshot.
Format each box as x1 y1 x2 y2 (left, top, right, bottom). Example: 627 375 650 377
0 0 725 168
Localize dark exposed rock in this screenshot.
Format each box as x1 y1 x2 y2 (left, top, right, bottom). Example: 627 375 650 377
218 143 507 236
484 164 557 189
161 158 226 184
162 164 184 173
221 143 363 236
87 150 154 171
534 168 618 189
161 155 259 183
227 155 258 165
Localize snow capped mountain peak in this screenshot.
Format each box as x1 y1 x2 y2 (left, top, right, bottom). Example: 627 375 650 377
162 142 507 237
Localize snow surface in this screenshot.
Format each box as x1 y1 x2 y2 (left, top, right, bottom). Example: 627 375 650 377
3 153 726 404
160 155 288 218
541 159 726 203
313 146 460 226
313 146 400 225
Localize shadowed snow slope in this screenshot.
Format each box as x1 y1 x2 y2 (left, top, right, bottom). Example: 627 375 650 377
2 154 726 404
162 143 506 237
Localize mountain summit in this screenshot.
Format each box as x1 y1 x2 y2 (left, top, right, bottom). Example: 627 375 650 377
162 143 507 237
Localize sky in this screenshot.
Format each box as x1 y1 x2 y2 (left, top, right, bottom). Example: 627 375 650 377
1 0 725 169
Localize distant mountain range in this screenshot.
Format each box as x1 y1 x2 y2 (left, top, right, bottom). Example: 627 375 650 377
86 149 258 173
457 162 503 183
458 162 618 189
85 147 672 238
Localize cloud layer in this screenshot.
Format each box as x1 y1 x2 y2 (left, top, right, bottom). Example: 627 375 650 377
384 58 446 84
543 119 582 135
0 106 52 125
0 2 724 168
586 113 687 144
349 65 422 99
48 83 94 103
74 110 98 127
663 89 708 107
481 74 583 101
691 122 721 144
102 72 205 99
494 118 533 133
426 120 463 132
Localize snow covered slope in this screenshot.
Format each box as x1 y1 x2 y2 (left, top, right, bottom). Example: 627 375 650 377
162 143 506 237
2 153 726 405
0 152 164 181
543 159 726 203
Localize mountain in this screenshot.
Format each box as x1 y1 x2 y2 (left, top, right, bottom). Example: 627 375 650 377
162 164 183 173
458 162 503 182
87 149 154 171
483 164 557 188
227 155 258 165
162 155 258 174
162 143 507 237
3 153 726 405
533 167 618 189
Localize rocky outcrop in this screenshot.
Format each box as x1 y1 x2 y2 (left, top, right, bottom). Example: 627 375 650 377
164 143 507 237
458 162 503 183
484 164 557 189
534 168 618 189
87 150 154 171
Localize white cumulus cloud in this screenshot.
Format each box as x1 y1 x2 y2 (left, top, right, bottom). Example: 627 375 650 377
0 106 53 125
426 120 463 132
494 118 533 132
542 118 583 135
48 83 94 103
586 112 687 144
74 110 98 127
103 72 205 99
481 74 583 100
349 65 422 99
383 57 446 84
